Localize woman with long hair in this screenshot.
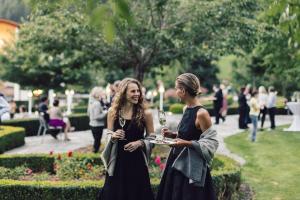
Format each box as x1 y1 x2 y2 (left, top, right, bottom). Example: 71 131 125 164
99 78 155 200
156 73 218 200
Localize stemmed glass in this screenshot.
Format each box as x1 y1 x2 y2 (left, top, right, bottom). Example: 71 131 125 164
158 110 167 141
119 111 126 140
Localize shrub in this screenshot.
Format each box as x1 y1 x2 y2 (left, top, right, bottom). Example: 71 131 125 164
0 154 241 200
55 156 104 180
0 126 25 153
72 106 88 114
0 166 27 180
169 103 184 114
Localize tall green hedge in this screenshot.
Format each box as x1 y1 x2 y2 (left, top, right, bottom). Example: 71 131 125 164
0 126 25 154
2 114 90 136
0 154 241 200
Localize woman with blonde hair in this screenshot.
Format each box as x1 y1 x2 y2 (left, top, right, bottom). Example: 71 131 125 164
156 73 218 200
258 86 268 130
99 78 155 200
87 87 107 153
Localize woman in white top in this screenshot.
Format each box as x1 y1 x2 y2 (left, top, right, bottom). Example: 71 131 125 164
249 91 260 142
258 86 268 129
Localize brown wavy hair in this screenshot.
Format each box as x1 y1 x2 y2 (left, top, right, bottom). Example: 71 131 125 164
110 78 146 129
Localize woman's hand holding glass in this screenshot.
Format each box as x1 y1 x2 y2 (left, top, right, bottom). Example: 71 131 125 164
161 128 177 139
111 129 126 141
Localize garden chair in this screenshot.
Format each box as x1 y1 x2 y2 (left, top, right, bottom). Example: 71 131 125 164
37 113 64 143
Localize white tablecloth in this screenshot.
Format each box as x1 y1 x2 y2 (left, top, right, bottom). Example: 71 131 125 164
284 102 300 131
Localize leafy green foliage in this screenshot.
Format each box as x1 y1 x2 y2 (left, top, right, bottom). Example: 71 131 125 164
0 7 103 91
0 126 25 154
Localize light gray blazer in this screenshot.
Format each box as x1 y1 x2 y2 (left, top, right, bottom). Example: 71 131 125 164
170 127 219 187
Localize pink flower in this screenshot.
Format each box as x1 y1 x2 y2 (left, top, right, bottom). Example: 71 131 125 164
49 151 54 155
154 156 161 165
25 168 33 175
67 151 73 157
159 163 166 171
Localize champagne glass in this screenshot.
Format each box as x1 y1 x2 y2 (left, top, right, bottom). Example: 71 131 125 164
158 110 167 140
119 111 126 140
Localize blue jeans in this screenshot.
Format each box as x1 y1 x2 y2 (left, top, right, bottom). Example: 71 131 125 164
250 115 258 142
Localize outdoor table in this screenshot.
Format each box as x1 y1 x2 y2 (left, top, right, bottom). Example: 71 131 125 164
284 102 300 132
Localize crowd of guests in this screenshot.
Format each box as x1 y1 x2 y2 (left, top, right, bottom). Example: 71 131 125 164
238 85 277 142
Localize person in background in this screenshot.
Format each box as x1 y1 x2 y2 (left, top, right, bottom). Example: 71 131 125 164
267 86 277 130
213 84 224 124
220 84 228 122
0 93 10 122
244 84 252 125
258 86 268 130
18 105 27 118
249 91 260 142
9 100 17 119
238 87 248 129
48 99 71 141
87 87 107 153
38 96 50 123
109 80 121 107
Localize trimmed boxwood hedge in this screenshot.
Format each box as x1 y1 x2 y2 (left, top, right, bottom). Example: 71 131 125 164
0 153 102 173
0 154 241 200
0 126 25 154
168 103 288 116
2 114 90 136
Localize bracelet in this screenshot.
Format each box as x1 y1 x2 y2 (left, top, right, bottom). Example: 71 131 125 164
139 140 145 148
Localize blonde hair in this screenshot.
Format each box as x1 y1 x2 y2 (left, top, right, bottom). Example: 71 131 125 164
258 86 266 94
176 73 201 97
111 78 146 128
90 87 104 99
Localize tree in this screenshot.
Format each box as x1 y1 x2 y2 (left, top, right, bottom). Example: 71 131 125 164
0 7 103 91
95 0 262 82
0 0 29 22
236 0 300 96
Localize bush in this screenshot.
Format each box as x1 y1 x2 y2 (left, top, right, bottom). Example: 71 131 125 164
0 153 102 173
169 103 184 114
0 126 25 154
2 114 90 136
0 154 241 200
72 106 88 114
0 166 27 180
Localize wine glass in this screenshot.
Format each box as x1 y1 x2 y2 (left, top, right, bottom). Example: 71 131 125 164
119 111 126 140
158 110 167 140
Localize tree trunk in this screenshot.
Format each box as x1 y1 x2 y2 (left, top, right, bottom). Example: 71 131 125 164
135 64 145 82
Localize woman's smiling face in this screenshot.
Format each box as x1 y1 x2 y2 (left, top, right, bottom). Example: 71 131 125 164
126 83 141 104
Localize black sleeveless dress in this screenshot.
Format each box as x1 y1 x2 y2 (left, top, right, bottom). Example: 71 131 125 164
156 106 217 200
98 118 154 200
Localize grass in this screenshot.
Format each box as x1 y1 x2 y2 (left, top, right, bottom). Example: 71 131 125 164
225 127 300 200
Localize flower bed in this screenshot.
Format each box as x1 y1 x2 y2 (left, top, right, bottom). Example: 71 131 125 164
0 126 25 154
0 149 241 200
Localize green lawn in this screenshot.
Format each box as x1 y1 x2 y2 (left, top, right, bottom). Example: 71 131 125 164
225 128 300 200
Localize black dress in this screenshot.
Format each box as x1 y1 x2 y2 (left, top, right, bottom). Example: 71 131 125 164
98 118 154 200
156 106 217 200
